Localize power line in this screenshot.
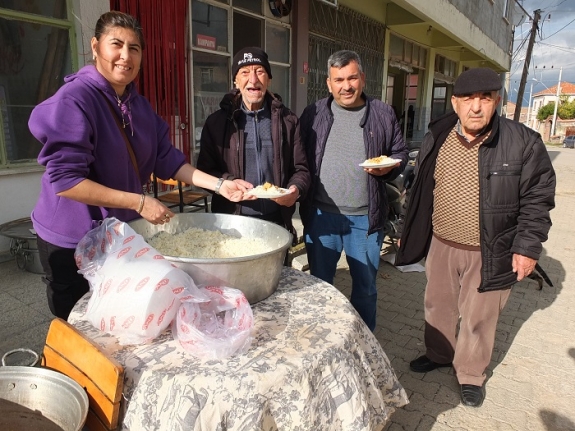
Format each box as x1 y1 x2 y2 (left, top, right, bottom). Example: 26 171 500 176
537 42 575 53
540 18 575 40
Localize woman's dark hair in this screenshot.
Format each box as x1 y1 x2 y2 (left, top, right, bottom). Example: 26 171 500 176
94 11 145 50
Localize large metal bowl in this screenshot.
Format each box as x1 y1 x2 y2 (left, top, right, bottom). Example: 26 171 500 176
129 213 292 303
0 366 89 431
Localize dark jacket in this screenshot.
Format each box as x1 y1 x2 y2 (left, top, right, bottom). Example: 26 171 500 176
197 90 310 233
298 94 408 235
395 111 556 291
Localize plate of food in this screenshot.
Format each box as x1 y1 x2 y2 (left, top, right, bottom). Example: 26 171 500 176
246 182 291 199
359 155 401 169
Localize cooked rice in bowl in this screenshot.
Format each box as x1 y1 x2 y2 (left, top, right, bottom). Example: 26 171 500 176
147 227 270 259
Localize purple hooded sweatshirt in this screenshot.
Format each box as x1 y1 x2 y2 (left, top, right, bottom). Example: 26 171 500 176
29 65 186 248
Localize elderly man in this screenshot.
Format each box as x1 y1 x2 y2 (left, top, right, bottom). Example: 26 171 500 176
197 47 309 238
395 68 555 407
299 50 408 331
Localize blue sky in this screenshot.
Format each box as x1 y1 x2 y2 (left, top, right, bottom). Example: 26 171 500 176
508 0 575 105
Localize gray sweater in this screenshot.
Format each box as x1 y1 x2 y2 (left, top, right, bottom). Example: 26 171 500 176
314 102 368 215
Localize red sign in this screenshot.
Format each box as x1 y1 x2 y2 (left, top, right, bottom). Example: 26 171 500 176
196 34 216 50
303 61 309 74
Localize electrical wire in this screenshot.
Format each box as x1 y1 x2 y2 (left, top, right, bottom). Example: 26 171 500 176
540 18 575 41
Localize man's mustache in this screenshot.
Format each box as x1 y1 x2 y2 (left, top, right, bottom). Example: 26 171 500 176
339 88 356 95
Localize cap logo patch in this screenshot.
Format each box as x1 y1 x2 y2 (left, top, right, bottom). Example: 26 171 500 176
238 53 262 66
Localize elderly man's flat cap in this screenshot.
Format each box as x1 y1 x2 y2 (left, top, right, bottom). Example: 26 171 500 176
453 68 502 95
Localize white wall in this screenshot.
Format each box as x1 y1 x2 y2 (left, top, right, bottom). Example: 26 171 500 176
0 170 42 257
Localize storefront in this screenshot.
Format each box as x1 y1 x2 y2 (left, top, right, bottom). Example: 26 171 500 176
190 0 292 157
386 33 428 143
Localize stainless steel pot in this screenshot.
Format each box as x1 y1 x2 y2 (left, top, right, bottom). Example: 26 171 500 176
129 213 292 303
0 350 89 431
0 217 44 274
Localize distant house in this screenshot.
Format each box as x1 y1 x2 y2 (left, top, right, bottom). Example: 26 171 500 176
527 82 575 141
505 101 528 123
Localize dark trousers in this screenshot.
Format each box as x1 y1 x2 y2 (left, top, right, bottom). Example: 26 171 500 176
37 235 89 320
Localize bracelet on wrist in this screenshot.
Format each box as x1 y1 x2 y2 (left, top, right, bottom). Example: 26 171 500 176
136 193 146 214
214 178 224 195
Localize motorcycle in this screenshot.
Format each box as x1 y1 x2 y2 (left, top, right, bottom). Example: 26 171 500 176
383 145 419 250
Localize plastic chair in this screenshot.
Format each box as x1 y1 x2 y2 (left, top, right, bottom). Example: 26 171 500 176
152 174 209 213
43 318 124 431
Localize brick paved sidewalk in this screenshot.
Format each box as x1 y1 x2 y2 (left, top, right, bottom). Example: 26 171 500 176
1 147 573 431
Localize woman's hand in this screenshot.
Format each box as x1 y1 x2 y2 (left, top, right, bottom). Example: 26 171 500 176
233 179 257 201
219 179 251 202
139 195 175 225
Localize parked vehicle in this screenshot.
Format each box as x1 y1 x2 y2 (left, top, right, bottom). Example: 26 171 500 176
563 135 575 149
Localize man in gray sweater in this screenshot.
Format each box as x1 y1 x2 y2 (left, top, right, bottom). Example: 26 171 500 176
299 50 408 331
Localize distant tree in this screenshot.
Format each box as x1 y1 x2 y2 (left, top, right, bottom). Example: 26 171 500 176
558 100 575 120
537 102 556 121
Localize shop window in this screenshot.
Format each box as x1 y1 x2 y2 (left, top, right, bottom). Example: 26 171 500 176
434 54 456 79
266 24 290 64
192 2 229 52
200 68 214 85
390 33 427 71
1 0 67 19
269 65 290 107
389 35 404 62
0 3 73 167
432 85 448 120
403 41 413 64
192 52 229 146
386 75 395 107
233 11 264 54
234 0 262 13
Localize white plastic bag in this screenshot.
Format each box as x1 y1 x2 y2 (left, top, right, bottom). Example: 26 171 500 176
172 285 254 360
75 218 207 345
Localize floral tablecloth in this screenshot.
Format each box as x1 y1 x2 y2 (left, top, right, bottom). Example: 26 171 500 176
69 267 408 431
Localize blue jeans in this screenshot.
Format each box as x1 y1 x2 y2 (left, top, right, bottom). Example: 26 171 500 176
303 207 383 331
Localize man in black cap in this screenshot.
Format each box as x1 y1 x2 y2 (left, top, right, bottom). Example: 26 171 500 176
395 67 555 407
197 47 309 238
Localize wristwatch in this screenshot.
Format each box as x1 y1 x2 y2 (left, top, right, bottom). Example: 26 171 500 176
214 178 224 195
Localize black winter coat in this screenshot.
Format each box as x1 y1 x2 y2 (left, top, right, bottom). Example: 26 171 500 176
298 94 408 235
197 90 310 234
395 111 556 291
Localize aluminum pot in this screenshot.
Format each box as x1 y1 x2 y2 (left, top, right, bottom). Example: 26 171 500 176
0 349 89 431
129 213 292 303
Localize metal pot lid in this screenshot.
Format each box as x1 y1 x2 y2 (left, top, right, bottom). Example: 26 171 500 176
0 217 37 240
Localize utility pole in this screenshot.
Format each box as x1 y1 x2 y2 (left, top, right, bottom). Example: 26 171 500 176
526 81 534 128
514 9 541 122
551 66 562 137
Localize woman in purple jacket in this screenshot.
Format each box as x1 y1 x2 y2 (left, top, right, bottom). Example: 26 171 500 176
29 11 250 319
